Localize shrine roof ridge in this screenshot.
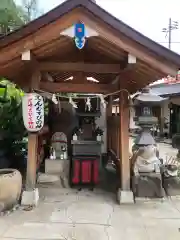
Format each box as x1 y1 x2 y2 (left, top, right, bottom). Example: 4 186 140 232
0 0 180 65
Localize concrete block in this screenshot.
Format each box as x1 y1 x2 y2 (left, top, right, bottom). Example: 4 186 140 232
21 188 39 207
117 189 134 204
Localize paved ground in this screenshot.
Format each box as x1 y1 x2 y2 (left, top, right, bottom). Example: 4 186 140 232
158 142 177 161
1 187 180 240
0 142 180 240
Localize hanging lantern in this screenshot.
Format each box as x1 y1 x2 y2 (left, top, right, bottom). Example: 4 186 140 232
74 22 86 49
22 93 44 132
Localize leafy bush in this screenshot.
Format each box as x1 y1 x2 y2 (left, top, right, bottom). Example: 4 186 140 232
0 79 27 158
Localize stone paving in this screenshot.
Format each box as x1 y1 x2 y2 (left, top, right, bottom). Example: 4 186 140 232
158 142 178 161
1 186 180 240
0 142 180 240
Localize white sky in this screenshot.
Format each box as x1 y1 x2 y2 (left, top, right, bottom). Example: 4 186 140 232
15 0 180 54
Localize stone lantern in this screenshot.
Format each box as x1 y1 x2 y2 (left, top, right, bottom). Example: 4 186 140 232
133 87 164 146
131 88 165 199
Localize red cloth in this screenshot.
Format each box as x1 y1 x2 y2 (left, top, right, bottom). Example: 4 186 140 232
72 160 80 184
72 159 99 184
82 161 91 183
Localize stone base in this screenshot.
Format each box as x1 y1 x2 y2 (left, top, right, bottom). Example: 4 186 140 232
163 177 180 196
21 188 39 207
45 159 70 188
37 174 60 183
117 189 134 204
132 173 164 198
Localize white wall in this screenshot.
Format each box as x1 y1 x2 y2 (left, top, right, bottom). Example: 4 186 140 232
161 97 180 124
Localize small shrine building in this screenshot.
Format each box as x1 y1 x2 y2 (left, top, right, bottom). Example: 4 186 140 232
0 0 180 202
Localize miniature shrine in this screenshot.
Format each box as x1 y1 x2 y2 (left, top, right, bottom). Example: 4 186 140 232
0 0 180 205
70 96 102 188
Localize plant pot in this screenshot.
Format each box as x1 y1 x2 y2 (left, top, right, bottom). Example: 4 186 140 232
0 169 22 211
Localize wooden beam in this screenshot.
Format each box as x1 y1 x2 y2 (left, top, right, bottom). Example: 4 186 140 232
22 54 42 90
21 50 31 61
39 62 122 73
40 82 114 93
111 75 120 85
111 64 137 86
29 68 41 90
0 10 80 65
128 53 136 64
44 72 54 82
81 14 177 76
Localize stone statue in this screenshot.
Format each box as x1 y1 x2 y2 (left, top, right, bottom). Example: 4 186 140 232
133 145 161 174
131 88 164 199
131 145 164 198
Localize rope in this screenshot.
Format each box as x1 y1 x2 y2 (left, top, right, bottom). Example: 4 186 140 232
34 88 131 99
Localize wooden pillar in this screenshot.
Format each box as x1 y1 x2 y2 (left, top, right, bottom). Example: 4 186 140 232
25 68 41 190
26 133 38 190
119 91 130 190
106 96 112 152
107 96 112 116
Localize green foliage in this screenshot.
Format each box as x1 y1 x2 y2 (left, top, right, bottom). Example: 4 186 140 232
0 0 25 34
0 0 42 34
0 79 27 154
0 79 50 156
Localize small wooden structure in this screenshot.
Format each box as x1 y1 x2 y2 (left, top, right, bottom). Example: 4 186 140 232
1 0 180 199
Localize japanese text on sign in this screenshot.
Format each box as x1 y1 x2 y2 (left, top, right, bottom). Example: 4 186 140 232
28 96 34 129
34 94 43 129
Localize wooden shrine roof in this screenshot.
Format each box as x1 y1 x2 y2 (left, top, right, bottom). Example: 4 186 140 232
0 0 180 94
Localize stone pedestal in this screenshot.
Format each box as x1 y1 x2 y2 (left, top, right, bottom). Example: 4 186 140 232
21 188 39 207
117 188 134 204
45 159 70 188
163 177 180 196
132 173 164 198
